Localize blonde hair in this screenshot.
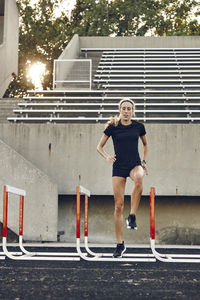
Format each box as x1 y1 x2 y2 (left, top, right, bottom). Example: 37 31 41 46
105 98 135 128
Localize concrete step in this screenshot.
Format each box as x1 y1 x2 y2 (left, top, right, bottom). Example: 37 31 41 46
0 98 23 122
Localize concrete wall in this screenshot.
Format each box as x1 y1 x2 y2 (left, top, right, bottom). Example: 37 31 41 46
0 138 58 242
58 34 80 60
0 123 199 244
0 1 4 43
58 195 200 244
0 16 3 43
0 0 18 97
80 36 200 48
0 123 199 196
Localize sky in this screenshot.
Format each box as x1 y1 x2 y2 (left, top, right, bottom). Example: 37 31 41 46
54 0 76 17
30 0 76 17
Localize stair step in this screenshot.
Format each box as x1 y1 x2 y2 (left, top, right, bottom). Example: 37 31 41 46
0 98 23 122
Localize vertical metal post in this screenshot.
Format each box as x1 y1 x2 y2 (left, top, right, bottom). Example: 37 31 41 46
76 186 81 239
3 186 8 238
84 195 88 237
150 187 155 240
90 60 92 90
19 195 24 237
53 60 56 89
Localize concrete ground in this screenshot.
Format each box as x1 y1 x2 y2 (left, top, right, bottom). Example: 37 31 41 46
0 246 200 300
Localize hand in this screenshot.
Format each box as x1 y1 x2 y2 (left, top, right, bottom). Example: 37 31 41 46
142 161 149 175
106 154 116 164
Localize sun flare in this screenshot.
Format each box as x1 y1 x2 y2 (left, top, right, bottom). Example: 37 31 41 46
27 62 46 90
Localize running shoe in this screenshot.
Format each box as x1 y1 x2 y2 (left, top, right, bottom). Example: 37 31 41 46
113 241 126 258
126 214 138 230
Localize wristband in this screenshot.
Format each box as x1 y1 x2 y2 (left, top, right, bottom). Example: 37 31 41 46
142 160 147 164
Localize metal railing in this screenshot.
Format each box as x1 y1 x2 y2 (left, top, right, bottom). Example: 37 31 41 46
53 59 92 90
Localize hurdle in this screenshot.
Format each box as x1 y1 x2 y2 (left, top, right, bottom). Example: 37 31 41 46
76 185 156 262
2 185 80 261
150 187 200 263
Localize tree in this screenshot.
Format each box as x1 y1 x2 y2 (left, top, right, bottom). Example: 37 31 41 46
70 0 112 37
4 0 200 97
149 0 199 36
109 0 161 36
70 0 199 37
4 0 71 97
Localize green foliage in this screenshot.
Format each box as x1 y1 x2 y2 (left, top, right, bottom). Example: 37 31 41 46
153 0 199 36
4 0 200 98
69 0 111 36
70 0 200 37
5 0 71 97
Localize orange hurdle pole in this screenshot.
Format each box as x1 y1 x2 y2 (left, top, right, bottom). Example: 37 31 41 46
76 185 156 262
2 185 79 261
150 187 200 263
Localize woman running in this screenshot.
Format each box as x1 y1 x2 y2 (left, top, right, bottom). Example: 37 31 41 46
97 98 148 258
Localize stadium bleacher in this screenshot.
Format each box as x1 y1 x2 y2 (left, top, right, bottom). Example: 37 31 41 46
7 48 200 123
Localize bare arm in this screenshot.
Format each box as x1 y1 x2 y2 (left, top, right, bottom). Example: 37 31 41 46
140 135 149 175
97 134 116 163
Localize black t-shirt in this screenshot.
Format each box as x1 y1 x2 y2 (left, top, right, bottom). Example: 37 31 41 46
104 120 146 170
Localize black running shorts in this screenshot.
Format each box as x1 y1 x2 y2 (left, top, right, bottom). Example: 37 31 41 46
112 163 142 178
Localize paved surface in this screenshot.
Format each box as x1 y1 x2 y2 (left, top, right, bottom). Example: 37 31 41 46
0 247 200 300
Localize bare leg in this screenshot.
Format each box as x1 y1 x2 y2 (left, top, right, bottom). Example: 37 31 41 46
112 176 126 244
129 166 144 215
